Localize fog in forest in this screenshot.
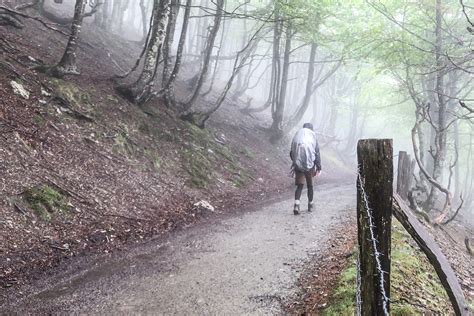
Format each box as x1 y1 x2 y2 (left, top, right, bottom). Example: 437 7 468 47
2 0 474 313
5 0 473 222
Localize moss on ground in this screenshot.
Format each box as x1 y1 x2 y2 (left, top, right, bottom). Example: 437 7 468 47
240 148 255 159
51 79 93 111
23 185 70 221
180 123 248 188
183 149 212 188
322 263 357 316
133 121 251 188
33 113 46 126
322 220 452 315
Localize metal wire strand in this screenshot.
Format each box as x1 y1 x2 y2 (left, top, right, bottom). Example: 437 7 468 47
357 168 390 316
356 254 362 316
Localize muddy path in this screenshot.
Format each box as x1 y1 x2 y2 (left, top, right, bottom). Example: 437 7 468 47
2 182 355 314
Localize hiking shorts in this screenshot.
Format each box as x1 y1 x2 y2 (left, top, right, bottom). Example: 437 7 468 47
295 168 315 186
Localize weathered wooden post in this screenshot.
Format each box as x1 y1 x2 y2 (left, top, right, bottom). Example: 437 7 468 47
396 151 413 200
357 139 393 315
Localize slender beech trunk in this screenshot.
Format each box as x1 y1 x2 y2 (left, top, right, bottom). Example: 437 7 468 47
270 17 282 119
183 0 224 110
162 0 180 85
47 0 86 78
180 23 260 128
344 93 359 155
243 50 276 114
118 0 128 33
233 3 248 97
425 0 447 211
139 0 147 41
101 0 109 29
285 43 316 129
231 45 257 101
111 0 122 31
202 5 228 97
464 132 473 207
94 0 103 26
163 0 192 107
449 71 461 202
116 0 170 104
270 24 292 142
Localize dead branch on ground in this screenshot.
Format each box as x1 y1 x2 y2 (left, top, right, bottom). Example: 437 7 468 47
0 5 69 35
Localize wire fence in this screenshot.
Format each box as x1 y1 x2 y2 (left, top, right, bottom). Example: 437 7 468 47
356 253 362 316
356 169 390 316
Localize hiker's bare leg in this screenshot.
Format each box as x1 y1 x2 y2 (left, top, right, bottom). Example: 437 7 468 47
295 184 304 200
306 170 315 212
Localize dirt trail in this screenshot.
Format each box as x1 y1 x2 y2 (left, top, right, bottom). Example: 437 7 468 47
3 183 355 315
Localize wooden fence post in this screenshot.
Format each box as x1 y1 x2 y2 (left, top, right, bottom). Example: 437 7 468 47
357 139 393 315
397 151 413 200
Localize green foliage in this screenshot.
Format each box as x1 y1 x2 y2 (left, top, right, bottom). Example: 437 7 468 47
23 185 70 221
322 264 357 316
323 220 452 315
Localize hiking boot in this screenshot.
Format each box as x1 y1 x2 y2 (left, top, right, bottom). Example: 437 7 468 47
308 202 314 213
293 203 300 215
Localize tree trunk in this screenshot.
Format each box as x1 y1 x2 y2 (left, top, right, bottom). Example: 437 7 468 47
232 2 248 98
344 93 359 155
270 23 291 142
242 50 276 114
284 43 317 130
180 23 260 128
94 0 103 26
110 0 122 31
425 0 447 211
47 0 86 78
101 0 110 30
116 0 170 104
139 0 147 41
270 16 282 120
162 0 180 85
162 0 192 107
118 0 128 33
202 5 227 97
183 0 224 110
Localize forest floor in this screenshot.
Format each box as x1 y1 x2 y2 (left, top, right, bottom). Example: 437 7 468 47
1 10 473 315
1 182 354 314
0 12 351 308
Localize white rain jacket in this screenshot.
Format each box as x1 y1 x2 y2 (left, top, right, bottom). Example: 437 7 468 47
290 128 321 172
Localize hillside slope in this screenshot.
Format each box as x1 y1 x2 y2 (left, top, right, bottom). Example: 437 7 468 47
0 17 350 300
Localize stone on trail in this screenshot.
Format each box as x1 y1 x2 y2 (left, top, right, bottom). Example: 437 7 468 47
10 81 30 99
193 200 215 212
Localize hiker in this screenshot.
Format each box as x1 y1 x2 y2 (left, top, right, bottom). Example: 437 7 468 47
290 123 321 215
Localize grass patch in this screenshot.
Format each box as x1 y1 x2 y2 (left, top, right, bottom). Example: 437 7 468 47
183 148 212 187
23 185 70 221
322 220 452 315
112 127 137 158
322 258 357 316
33 113 46 126
107 94 119 103
51 79 92 108
179 123 246 188
240 148 255 159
